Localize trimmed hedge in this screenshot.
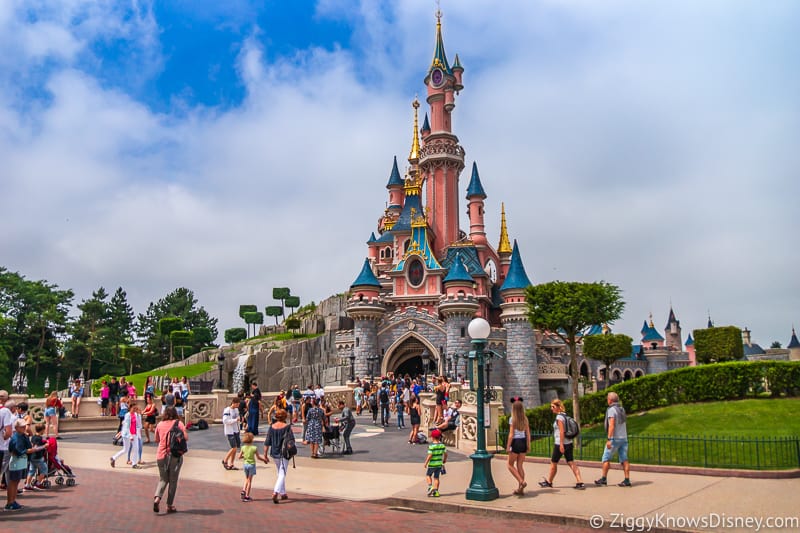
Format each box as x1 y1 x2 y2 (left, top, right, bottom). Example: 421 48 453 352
500 361 800 434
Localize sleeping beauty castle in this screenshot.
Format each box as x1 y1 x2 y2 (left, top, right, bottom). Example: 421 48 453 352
337 11 543 408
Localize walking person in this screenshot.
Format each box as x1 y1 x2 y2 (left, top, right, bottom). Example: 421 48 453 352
506 396 531 495
110 403 143 468
378 383 390 427
539 399 584 490
7 419 45 511
0 392 13 491
44 392 61 439
368 387 378 425
222 397 241 470
305 398 324 459
353 382 364 416
335 400 356 455
407 396 422 444
108 377 120 417
263 409 294 503
238 432 267 502
424 429 447 498
247 382 263 435
153 406 188 513
70 378 84 418
142 396 158 444
100 380 110 416
595 392 632 487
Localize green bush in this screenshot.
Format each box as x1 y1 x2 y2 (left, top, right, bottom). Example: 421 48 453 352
694 325 744 363
499 361 800 436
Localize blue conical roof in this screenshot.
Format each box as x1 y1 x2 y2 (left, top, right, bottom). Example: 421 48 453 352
350 259 381 288
422 113 430 132
500 240 532 291
641 320 649 334
788 328 800 349
367 232 377 243
466 162 486 199
685 333 694 346
443 253 473 283
386 156 403 188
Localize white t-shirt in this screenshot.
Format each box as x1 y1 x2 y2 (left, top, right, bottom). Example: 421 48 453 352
222 406 239 436
314 387 324 399
0 406 13 451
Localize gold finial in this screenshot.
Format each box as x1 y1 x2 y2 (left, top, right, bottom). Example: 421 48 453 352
649 313 654 328
409 97 421 162
602 323 611 335
498 202 512 254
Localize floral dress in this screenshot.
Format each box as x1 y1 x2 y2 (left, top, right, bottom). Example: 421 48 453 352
305 406 324 444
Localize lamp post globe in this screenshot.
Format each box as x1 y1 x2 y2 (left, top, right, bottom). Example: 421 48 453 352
465 316 499 501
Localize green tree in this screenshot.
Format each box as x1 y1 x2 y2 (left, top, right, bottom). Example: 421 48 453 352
285 317 301 333
285 295 300 317
265 306 283 326
239 305 257 336
244 312 264 337
272 288 290 320
170 330 194 359
137 288 218 363
770 341 782 349
694 326 744 364
526 281 625 427
107 287 135 358
224 328 247 344
68 287 114 379
583 333 633 389
192 326 214 349
159 316 184 362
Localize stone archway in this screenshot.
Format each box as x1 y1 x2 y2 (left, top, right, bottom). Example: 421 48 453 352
382 332 440 378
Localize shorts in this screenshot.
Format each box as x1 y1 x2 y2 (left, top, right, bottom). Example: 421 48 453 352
426 466 443 479
510 437 529 454
551 442 575 463
109 395 118 404
601 438 629 464
28 458 47 477
227 433 241 449
101 398 109 408
243 463 256 478
176 406 184 416
8 469 26 482
45 407 56 417
146 415 157 425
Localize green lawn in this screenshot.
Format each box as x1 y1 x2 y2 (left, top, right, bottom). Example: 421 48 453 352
504 399 800 470
91 361 216 396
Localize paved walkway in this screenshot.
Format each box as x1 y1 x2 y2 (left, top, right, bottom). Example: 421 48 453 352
38 415 800 532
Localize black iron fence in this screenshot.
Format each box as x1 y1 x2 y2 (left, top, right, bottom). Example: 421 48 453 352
496 430 800 470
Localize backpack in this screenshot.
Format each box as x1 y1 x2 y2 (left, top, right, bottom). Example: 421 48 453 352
168 420 188 458
416 432 427 444
560 413 580 439
197 419 209 430
280 427 297 460
368 394 377 408
379 389 389 404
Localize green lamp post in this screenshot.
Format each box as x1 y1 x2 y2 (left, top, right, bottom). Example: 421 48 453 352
465 317 499 501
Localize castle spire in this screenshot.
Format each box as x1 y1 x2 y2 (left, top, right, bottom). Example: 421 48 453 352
408 98 421 162
499 240 532 291
498 202 512 254
429 7 452 76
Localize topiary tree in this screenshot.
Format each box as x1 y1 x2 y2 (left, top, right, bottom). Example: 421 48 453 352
694 326 744 364
224 328 247 344
170 330 194 360
159 316 184 362
285 317 301 333
272 288 290 320
583 333 633 389
244 311 264 337
265 306 283 326
285 295 300 317
526 281 625 428
239 305 257 336
192 326 214 349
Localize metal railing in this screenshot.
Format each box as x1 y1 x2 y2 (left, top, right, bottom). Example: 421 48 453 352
496 430 800 470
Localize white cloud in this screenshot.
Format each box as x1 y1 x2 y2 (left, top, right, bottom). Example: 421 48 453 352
0 0 798 349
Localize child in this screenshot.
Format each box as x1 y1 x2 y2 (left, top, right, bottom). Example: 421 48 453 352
238 432 267 502
24 423 48 490
396 395 405 429
100 381 110 416
424 428 447 497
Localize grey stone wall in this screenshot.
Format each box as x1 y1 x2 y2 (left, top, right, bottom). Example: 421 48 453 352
503 318 541 407
444 313 472 377
354 318 380 377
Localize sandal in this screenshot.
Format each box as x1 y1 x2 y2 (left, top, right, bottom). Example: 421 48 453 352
538 479 552 488
153 497 160 513
512 488 523 495
167 506 177 513
574 482 586 490
272 493 279 504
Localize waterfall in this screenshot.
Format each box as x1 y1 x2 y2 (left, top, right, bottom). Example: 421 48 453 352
231 353 250 394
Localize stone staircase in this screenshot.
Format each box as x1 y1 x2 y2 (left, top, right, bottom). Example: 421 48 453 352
58 416 119 433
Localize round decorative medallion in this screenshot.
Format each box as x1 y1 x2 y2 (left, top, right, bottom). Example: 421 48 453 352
408 321 416 331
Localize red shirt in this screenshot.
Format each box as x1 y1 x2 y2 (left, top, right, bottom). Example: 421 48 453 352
154 420 187 461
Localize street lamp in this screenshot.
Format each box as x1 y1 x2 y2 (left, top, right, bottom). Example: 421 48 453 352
349 353 356 382
420 349 430 390
367 354 379 383
44 377 50 395
217 351 226 390
13 352 28 395
465 317 499 501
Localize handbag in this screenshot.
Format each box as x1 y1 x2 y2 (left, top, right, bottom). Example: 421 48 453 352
9 453 28 471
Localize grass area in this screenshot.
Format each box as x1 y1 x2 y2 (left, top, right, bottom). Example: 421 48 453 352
91 361 216 396
502 399 800 470
243 332 322 343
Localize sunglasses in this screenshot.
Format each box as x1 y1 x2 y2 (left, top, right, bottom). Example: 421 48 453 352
510 396 524 403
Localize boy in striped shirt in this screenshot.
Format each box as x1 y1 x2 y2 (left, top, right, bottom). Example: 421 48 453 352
424 429 447 497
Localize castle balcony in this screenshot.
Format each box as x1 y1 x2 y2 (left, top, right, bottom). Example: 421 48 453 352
538 363 569 380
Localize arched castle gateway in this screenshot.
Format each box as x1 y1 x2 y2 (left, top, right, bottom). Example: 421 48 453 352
335 12 542 408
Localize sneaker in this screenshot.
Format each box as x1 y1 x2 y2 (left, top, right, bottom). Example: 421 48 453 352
431 490 440 497
574 483 586 490
4 502 23 511
110 457 115 468
594 478 607 486
241 496 252 502
618 479 632 487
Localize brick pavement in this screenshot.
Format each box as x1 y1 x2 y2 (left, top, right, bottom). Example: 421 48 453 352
1 468 589 532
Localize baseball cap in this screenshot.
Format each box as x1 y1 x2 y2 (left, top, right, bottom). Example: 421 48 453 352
431 429 442 439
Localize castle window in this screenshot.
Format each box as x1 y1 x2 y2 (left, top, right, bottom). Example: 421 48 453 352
460 327 465 338
356 337 360 347
407 258 424 287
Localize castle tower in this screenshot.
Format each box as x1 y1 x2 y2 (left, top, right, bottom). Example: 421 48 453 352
419 11 466 258
466 162 487 246
664 306 682 350
788 327 800 361
685 334 696 366
500 240 540 406
497 203 513 277
386 156 404 218
440 253 480 377
346 259 386 378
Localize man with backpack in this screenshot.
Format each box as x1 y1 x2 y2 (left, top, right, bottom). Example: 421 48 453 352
538 398 585 490
595 392 632 487
367 389 378 425
378 384 391 427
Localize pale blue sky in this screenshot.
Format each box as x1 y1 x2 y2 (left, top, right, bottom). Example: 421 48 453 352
1 1 798 347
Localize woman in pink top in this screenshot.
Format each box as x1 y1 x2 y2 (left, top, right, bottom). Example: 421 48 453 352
153 406 187 514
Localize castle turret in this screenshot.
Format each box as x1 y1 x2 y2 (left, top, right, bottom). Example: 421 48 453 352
497 203 512 277
346 259 386 378
789 327 800 361
664 306 682 350
685 333 696 366
466 162 487 246
500 240 540 406
440 253 480 373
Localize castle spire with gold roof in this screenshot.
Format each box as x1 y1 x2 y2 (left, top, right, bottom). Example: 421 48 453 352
498 203 512 255
408 98 421 163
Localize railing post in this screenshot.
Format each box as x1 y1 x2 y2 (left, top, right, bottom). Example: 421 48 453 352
657 435 662 465
795 437 800 469
704 437 708 468
755 438 760 469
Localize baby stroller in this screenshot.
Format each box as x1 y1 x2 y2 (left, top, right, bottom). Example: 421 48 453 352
42 437 76 487
321 424 342 456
